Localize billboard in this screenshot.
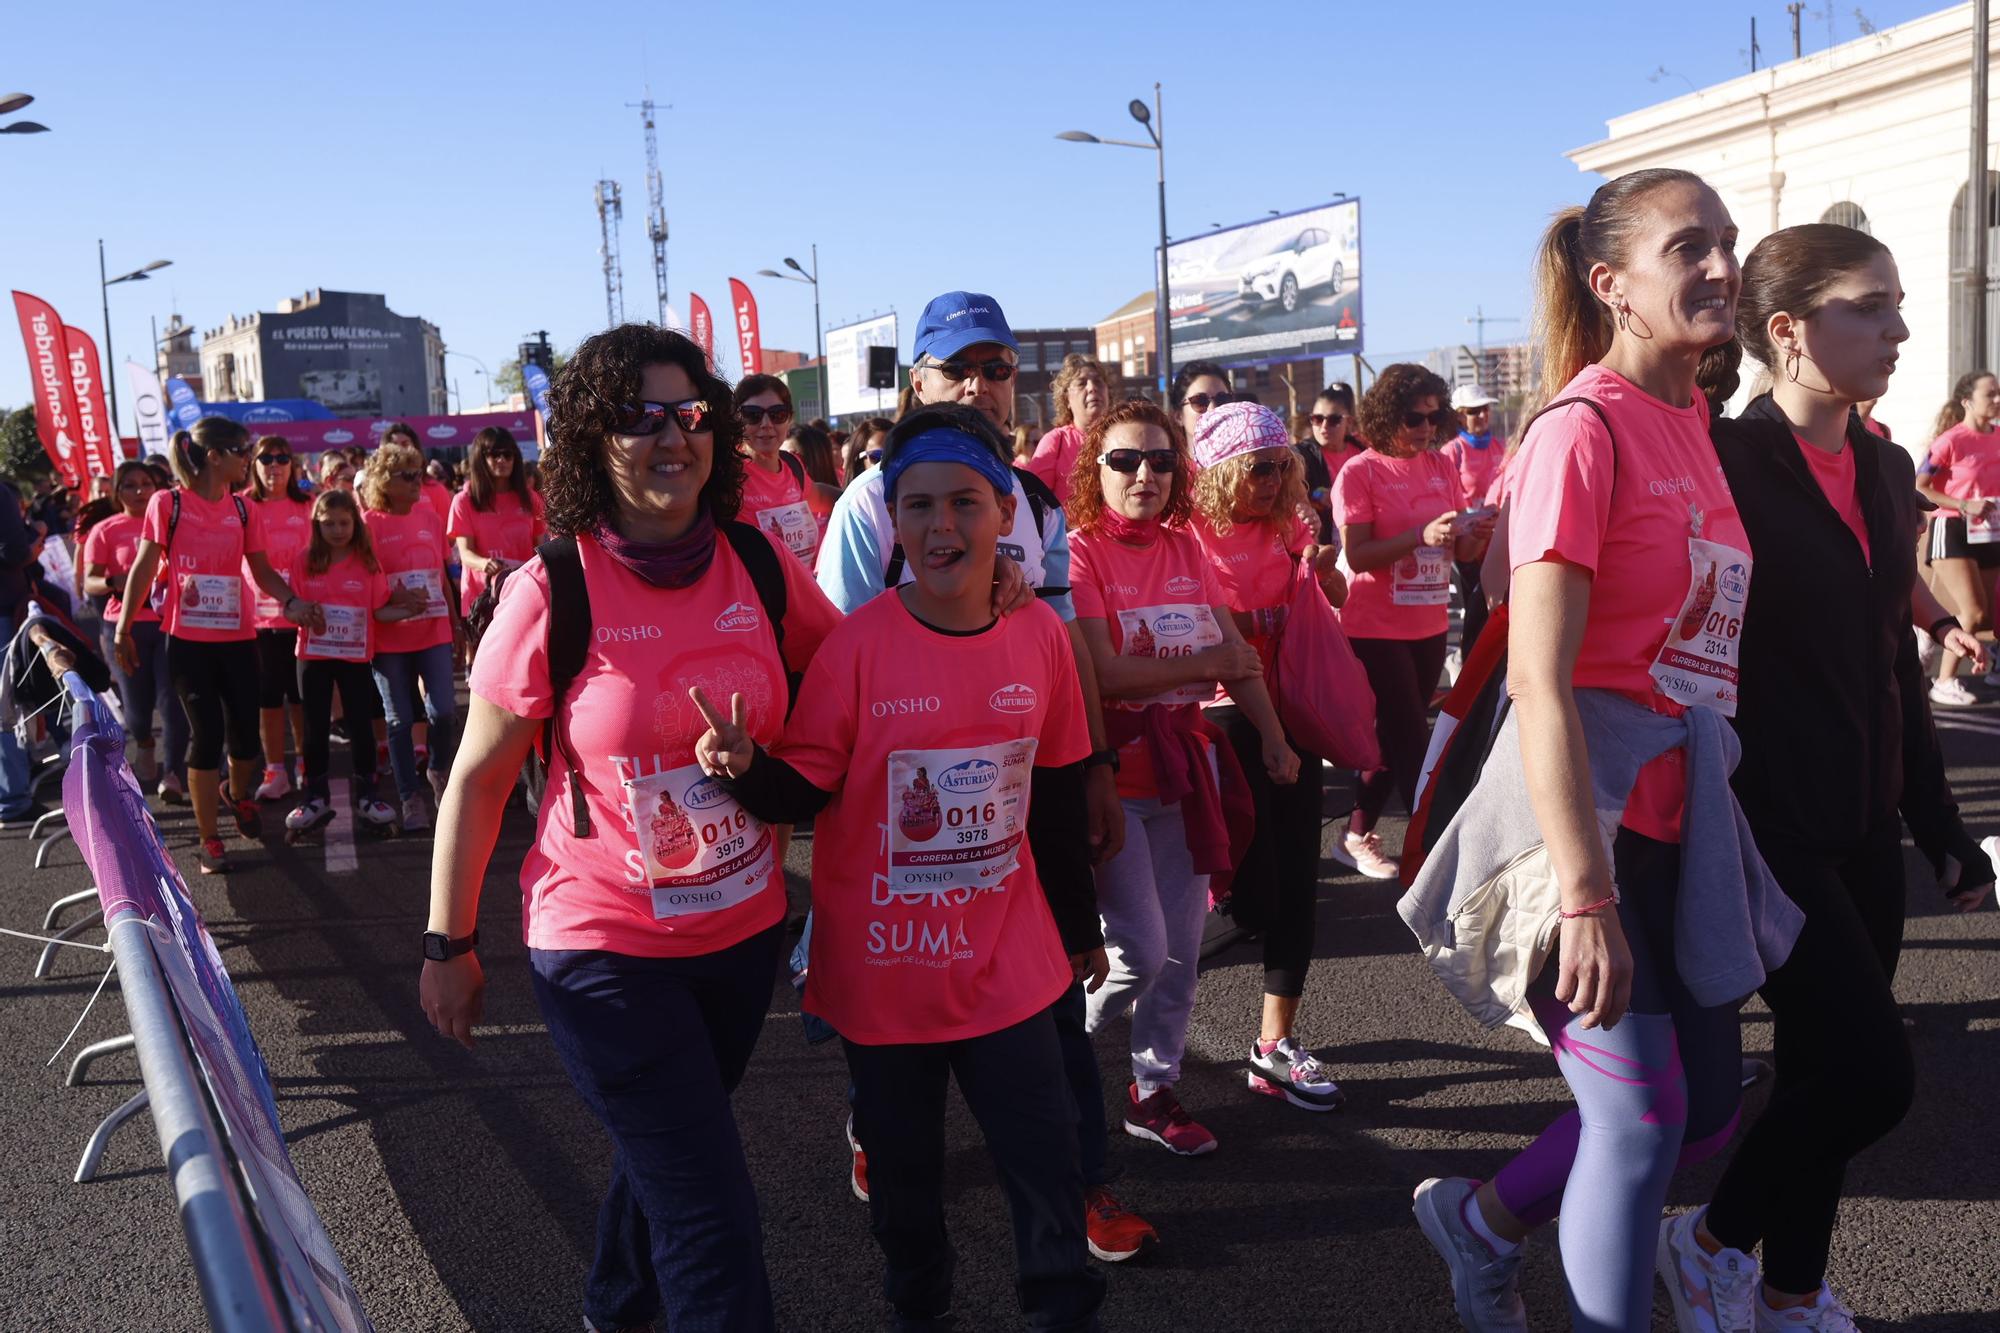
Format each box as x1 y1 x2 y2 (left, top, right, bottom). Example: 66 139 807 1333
825 313 899 419
1165 199 1362 367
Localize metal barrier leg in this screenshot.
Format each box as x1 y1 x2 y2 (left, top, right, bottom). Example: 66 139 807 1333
41 887 99 930
73 1089 149 1184
31 760 66 800
34 908 102 979
67 1032 136 1087
30 808 64 839
34 825 75 869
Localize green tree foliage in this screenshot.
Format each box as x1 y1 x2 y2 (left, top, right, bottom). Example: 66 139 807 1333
0 407 52 483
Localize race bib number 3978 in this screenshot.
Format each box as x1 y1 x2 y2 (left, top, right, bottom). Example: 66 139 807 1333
886 739 1036 894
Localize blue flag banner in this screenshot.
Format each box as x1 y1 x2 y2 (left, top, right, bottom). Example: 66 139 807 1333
522 363 552 422
164 376 202 433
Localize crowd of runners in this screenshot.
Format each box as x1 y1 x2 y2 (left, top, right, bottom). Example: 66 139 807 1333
6 162 1997 1332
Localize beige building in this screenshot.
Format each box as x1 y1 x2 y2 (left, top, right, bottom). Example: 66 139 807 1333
1569 2 2000 445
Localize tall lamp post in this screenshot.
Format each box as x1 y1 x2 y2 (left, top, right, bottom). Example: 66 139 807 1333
100 242 172 437
445 350 492 410
758 246 824 421
0 91 49 135
1058 83 1171 394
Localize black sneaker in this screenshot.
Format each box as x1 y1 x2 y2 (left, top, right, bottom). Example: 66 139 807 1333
230 793 263 840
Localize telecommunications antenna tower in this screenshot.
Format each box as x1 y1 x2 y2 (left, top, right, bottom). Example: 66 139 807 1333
628 91 670 325
595 179 625 327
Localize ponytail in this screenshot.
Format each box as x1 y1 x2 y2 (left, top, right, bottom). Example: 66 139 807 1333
171 416 249 488
1934 370 1992 440
1533 206 1607 405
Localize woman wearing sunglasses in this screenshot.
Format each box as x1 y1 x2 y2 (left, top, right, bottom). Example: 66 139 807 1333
448 426 545 623
843 417 891 484
244 436 314 802
1170 359 1234 444
734 374 838 568
1332 365 1489 880
358 438 460 831
421 325 838 1333
1189 401 1349 1113
1069 399 1296 1156
380 422 455 525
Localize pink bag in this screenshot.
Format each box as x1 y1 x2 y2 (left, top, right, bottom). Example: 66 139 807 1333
1271 559 1381 770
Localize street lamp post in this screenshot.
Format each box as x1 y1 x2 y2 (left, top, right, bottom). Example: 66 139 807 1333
757 245 825 421
445 350 492 410
1057 83 1172 394
0 91 48 134
100 241 172 437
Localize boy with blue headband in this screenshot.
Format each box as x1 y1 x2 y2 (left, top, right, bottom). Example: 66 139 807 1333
692 402 1108 1330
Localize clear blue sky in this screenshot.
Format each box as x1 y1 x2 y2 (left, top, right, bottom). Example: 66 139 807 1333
0 0 1949 419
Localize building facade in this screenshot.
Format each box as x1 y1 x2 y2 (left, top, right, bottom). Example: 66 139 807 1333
1569 2 2000 443
200 289 446 418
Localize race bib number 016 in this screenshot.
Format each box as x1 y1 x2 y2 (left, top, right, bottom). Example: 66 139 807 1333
624 763 774 918
394 567 449 619
1650 536 1752 717
886 739 1036 894
1391 545 1451 606
180 572 243 632
1115 602 1224 705
305 604 369 661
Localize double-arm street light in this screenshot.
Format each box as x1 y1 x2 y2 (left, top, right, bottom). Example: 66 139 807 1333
758 247 824 421
1058 84 1171 393
101 242 172 436
0 92 49 135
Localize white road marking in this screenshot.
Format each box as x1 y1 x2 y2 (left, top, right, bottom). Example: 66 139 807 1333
325 777 357 874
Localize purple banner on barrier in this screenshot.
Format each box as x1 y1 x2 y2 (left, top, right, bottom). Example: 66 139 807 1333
245 410 537 454
63 683 374 1333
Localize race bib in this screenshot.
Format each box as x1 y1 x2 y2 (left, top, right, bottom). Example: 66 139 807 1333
305 604 369 661
754 500 820 564
393 567 449 619
1650 536 1752 717
1391 545 1451 606
624 763 774 918
1968 503 2000 544
1115 602 1224 706
886 739 1036 894
179 572 243 632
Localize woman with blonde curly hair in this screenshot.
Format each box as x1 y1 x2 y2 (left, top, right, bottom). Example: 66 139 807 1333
1026 353 1118 504
1067 399 1296 1155
1187 401 1348 1113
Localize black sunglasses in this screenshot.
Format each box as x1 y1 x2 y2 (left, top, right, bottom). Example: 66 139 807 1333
1403 409 1451 430
737 404 794 426
1310 413 1345 427
1247 455 1296 478
389 469 423 483
925 357 1016 384
1098 448 1180 475
866 448 884 463
212 439 253 457
612 397 714 437
257 452 292 465
1184 391 1234 412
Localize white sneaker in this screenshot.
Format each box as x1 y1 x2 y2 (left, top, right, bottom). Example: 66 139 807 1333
1658 1206 1758 1333
1915 623 1939 672
1930 676 1978 708
356 797 398 828
157 771 186 805
284 797 333 833
254 764 292 801
1503 1009 1550 1047
1334 829 1399 880
1754 1284 1861 1331
1412 1176 1527 1333
400 796 431 832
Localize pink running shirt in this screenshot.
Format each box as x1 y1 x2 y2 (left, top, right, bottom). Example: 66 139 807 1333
82 512 155 625
363 504 453 654
249 495 313 629
1793 434 1870 566
739 454 820 568
1924 422 2000 503
291 557 389 662
140 487 266 643
448 489 546 615
1331 448 1466 641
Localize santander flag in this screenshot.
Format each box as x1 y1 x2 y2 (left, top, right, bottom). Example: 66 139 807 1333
10 292 88 490
689 293 715 366
63 325 123 475
727 278 762 377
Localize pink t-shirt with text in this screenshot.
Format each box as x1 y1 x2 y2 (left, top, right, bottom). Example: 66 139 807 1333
1794 435 1870 566
1331 447 1466 641
363 504 452 654
249 495 313 629
1191 509 1311 680
471 531 840 959
290 557 390 661
1506 364 1750 843
1924 422 2000 503
448 489 546 615
739 454 820 568
140 487 266 643
1026 424 1085 506
82 511 155 624
1441 435 1506 508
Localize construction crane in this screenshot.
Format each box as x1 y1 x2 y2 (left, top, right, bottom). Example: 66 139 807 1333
595 179 625 328
628 92 670 325
1466 305 1519 361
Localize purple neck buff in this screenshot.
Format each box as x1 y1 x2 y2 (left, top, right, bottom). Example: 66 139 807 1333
593 507 717 588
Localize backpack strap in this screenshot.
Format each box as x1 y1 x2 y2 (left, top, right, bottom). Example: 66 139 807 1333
166 490 181 554
538 535 592 837
778 449 807 489
719 519 798 710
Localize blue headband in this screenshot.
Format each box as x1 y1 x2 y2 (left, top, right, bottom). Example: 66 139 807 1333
881 427 1014 502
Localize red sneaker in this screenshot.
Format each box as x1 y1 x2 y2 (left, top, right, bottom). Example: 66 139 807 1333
845 1113 869 1203
1122 1083 1218 1156
197 838 232 875
1085 1185 1158 1262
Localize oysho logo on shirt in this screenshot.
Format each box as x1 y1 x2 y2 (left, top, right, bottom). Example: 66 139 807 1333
597 624 664 643
1648 476 1697 496
1164 574 1201 597
871 695 942 718
714 601 761 633
989 683 1037 714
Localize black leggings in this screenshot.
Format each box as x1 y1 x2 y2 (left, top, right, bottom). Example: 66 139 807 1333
1209 704 1324 998
1703 823 1914 1293
166 635 262 771
297 659 380 800
1454 559 1489 659
256 627 303 706
1350 633 1448 830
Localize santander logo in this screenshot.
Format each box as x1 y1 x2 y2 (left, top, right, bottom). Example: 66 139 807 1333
988 683 1037 714
714 601 760 633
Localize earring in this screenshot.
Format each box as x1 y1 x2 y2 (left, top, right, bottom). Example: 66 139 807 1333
1784 348 1802 382
1615 305 1632 333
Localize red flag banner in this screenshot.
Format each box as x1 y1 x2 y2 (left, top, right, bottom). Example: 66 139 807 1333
689 293 715 367
10 291 88 490
727 278 762 377
63 325 122 477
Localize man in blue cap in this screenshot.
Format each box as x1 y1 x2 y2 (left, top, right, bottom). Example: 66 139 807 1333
815 290 1160 1264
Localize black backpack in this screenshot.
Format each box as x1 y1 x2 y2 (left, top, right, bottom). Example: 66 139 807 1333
466 521 792 837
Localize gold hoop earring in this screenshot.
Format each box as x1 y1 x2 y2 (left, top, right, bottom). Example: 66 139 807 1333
1615 306 1632 334
1784 348 1802 382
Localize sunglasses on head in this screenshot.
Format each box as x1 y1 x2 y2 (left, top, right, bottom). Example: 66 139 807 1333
612 397 714 437
1246 455 1295 478
1184 391 1234 412
257 452 291 465
737 404 794 426
1403 409 1451 430
1099 448 1179 475
1310 412 1345 427
925 357 1016 384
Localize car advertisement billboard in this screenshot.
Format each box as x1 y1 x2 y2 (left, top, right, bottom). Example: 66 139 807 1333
1164 199 1362 367
825 313 899 419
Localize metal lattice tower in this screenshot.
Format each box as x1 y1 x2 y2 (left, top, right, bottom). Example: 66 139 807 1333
630 94 670 325
594 179 625 328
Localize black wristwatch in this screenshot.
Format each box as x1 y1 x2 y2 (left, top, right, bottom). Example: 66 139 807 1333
1082 748 1120 774
423 929 478 961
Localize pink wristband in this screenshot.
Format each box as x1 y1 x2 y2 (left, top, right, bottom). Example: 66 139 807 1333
1558 894 1617 920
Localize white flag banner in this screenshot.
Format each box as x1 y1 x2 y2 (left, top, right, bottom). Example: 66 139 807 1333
125 360 168 457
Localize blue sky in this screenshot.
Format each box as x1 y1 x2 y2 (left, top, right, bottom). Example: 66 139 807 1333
0 0 1949 419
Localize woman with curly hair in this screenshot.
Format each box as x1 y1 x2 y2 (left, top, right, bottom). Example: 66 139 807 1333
1026 352 1117 504
420 324 839 1333
1188 401 1349 1113
1332 364 1490 879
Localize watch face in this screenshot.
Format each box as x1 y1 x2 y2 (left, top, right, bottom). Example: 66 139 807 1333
423 933 448 961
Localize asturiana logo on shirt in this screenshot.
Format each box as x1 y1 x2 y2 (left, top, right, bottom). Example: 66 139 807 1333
1165 574 1201 597
713 601 761 633
938 758 999 794
1154 611 1196 638
988 683 1037 714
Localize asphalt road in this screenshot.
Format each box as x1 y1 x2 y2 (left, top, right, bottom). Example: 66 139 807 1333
4 705 1999 1332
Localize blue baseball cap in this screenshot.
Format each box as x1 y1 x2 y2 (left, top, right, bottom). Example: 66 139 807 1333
912 291 1018 364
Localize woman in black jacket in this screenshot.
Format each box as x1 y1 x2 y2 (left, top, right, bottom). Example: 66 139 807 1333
1655 224 1996 1330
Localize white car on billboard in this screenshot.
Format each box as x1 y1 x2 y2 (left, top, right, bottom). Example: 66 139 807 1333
1237 226 1344 313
